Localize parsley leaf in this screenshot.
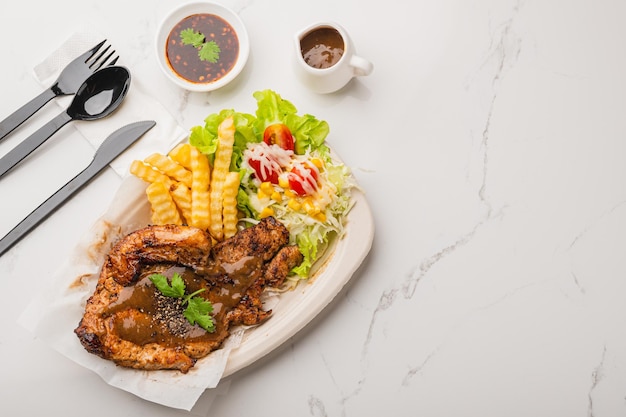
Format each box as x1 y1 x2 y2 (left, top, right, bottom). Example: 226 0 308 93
149 273 185 298
180 28 205 48
148 273 216 333
183 292 216 332
180 28 221 63
199 41 221 63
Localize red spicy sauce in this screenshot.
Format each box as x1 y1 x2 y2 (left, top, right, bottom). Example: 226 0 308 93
166 13 239 84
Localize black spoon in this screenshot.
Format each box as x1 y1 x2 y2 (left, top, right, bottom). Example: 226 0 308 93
0 66 131 179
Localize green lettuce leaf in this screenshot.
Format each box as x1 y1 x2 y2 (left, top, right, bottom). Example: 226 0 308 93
252 90 330 154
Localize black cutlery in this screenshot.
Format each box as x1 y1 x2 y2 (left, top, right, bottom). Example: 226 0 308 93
0 66 131 179
0 120 156 257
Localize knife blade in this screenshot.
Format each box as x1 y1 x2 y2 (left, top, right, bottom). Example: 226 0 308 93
0 120 156 257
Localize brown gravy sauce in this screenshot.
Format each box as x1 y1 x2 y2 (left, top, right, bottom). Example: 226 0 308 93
104 256 262 347
300 27 345 69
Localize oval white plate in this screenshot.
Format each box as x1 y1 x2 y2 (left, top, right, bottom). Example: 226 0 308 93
20 142 373 404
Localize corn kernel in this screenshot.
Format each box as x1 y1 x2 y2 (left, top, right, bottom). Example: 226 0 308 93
278 177 289 188
260 182 274 194
311 158 323 169
314 212 327 222
288 198 302 211
257 189 269 200
260 206 274 218
271 191 282 201
303 198 320 216
284 189 296 198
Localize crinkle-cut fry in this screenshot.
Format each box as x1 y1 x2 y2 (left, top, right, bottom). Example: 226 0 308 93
146 181 182 226
130 160 174 187
170 181 193 225
209 116 236 241
190 145 211 230
144 152 193 188
168 143 193 171
222 171 240 239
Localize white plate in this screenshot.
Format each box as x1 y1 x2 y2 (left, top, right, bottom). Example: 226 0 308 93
20 145 373 407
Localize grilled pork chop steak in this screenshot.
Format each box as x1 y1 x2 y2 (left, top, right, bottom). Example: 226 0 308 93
75 217 302 373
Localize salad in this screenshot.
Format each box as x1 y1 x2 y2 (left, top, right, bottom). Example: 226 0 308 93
189 90 355 279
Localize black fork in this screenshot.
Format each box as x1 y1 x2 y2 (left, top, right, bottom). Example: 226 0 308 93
0 40 119 142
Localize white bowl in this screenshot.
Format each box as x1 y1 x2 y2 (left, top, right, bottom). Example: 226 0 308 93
155 1 249 92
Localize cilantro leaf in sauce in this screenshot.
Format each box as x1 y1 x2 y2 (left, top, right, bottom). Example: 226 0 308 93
180 28 221 63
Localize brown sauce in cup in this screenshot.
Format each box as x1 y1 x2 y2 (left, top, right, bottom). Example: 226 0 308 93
300 27 345 69
166 13 239 84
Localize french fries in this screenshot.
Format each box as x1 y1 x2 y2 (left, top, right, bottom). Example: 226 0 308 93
168 142 193 171
209 116 236 241
130 117 240 241
144 152 192 187
222 171 241 239
189 145 211 230
130 160 174 187
145 181 182 226
170 181 193 225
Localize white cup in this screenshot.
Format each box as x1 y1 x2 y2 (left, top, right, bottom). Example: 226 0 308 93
293 21 373 94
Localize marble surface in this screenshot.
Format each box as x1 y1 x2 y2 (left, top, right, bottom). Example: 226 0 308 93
2 0 626 415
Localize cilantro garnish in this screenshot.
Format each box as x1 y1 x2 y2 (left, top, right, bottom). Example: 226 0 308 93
180 28 221 63
149 273 216 332
199 41 221 63
180 28 205 47
149 272 185 297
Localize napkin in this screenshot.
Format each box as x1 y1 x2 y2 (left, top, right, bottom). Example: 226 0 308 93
18 33 239 412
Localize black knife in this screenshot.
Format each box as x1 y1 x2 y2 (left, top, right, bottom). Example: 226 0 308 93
0 120 156 257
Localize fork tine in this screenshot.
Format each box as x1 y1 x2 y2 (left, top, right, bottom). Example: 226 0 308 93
87 40 120 71
80 39 107 62
64 40 104 67
91 49 118 71
89 44 111 67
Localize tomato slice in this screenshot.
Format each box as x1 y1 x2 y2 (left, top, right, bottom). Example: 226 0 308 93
288 163 319 195
248 157 280 184
263 124 294 151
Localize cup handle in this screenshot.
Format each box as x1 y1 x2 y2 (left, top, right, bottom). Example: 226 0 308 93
350 55 374 77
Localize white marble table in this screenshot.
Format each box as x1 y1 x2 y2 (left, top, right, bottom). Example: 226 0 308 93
2 0 626 415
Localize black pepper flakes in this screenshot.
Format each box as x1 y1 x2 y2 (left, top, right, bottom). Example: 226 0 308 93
153 291 189 337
